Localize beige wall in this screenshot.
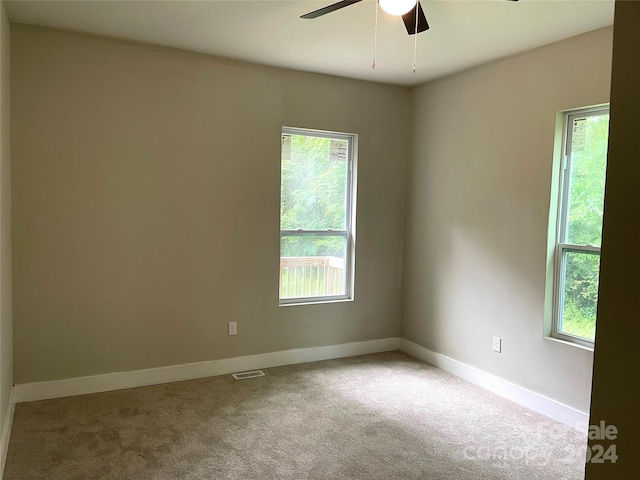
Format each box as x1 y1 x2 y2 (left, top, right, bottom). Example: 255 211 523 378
403 27 613 413
10 18 627 439
0 0 11 441
586 1 640 477
11 25 409 384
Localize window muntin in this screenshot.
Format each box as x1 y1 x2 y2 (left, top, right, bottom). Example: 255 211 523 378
280 128 355 304
553 108 609 346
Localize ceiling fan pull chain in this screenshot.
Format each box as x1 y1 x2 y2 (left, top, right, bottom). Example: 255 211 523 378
372 0 379 70
412 1 418 72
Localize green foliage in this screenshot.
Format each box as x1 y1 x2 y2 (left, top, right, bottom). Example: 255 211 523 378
560 114 609 340
562 298 597 340
281 236 344 258
566 114 609 246
280 134 348 257
281 135 347 231
562 252 599 340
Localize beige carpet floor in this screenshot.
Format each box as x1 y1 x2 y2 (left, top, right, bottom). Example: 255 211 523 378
4 351 587 479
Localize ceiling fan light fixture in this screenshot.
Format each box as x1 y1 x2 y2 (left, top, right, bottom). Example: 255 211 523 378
379 0 417 16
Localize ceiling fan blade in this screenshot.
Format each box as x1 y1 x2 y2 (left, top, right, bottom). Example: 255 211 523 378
402 1 429 35
301 0 363 19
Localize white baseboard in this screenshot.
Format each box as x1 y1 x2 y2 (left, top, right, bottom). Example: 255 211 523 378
12 337 588 434
14 337 401 403
399 339 589 432
0 386 15 480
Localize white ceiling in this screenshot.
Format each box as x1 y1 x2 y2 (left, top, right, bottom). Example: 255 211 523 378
5 0 614 86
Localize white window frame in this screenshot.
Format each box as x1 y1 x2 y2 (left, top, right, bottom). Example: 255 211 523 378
279 127 357 306
552 106 609 348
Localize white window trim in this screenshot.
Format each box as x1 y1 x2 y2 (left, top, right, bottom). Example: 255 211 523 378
279 127 357 306
550 106 608 348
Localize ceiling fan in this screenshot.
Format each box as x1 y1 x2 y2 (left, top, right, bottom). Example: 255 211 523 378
301 0 519 36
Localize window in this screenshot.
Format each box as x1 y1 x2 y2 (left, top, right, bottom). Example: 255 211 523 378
279 127 356 305
553 107 609 346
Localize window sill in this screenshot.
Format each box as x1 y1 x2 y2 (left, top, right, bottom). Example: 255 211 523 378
544 335 594 352
279 297 354 307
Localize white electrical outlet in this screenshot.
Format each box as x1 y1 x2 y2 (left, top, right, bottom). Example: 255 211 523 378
228 322 237 336
492 336 502 353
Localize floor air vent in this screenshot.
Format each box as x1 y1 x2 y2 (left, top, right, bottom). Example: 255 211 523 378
232 370 265 380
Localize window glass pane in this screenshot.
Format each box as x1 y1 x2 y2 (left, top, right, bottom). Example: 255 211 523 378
560 250 600 341
280 235 346 299
565 114 609 246
280 134 348 231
